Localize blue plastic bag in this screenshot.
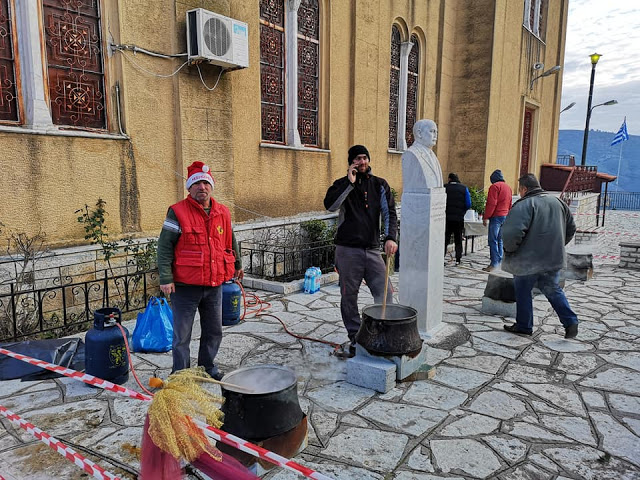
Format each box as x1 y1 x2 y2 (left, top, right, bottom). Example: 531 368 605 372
132 297 173 353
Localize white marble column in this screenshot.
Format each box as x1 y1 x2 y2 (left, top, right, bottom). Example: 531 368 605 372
286 0 302 147
396 41 413 151
17 0 54 128
399 188 446 335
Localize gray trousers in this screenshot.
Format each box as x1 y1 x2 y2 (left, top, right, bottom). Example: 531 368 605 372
170 284 223 377
335 245 393 343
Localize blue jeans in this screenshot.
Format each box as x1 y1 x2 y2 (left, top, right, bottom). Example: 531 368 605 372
513 270 578 333
170 285 223 377
488 216 506 266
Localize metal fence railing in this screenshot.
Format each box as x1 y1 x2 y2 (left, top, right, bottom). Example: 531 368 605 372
556 154 576 166
241 241 335 282
0 269 159 342
602 192 640 211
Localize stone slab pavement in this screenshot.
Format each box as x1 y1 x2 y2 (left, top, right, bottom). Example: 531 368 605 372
1 211 639 479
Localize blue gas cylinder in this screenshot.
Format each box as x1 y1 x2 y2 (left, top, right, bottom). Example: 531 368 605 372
222 281 242 326
85 307 129 385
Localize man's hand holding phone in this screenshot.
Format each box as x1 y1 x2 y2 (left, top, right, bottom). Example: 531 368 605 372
347 163 358 184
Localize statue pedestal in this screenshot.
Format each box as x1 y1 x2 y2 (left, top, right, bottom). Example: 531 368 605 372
399 188 446 335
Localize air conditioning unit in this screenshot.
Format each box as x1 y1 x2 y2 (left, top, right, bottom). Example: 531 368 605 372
187 8 249 69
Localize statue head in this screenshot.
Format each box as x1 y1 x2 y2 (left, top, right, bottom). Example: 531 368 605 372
413 119 437 149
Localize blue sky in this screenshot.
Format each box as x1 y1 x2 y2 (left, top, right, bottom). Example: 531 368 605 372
559 1 640 135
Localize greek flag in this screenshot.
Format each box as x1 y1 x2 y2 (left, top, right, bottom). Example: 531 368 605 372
611 118 629 146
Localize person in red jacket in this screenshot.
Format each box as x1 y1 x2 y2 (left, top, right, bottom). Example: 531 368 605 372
482 169 513 272
157 161 243 380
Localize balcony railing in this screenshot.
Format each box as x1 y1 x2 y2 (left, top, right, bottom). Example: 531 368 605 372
560 165 598 206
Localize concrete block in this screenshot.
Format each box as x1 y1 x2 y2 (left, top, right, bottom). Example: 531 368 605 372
346 355 396 393
355 343 427 380
401 364 437 382
481 296 516 318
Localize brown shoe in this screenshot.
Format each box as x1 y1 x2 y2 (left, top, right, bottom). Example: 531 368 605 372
482 265 494 272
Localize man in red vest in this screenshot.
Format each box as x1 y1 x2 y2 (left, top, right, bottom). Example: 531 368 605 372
157 161 243 380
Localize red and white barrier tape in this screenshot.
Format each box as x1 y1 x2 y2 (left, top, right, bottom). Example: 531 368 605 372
574 211 640 218
0 405 121 480
593 254 620 260
0 348 334 480
576 229 640 237
0 348 151 402
193 420 333 480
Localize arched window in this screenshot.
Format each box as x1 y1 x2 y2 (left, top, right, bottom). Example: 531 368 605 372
297 0 319 146
406 34 419 147
0 0 19 123
388 25 400 150
259 0 285 143
259 0 320 147
388 25 421 151
523 0 547 39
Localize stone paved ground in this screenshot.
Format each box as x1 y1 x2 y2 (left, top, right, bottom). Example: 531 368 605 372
1 211 639 480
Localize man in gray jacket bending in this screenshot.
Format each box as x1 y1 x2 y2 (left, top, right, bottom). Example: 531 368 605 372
501 174 579 338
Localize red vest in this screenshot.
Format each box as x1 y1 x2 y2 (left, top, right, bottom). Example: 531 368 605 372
171 196 235 287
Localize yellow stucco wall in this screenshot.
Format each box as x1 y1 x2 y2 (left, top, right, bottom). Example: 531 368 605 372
0 0 567 246
229 0 442 222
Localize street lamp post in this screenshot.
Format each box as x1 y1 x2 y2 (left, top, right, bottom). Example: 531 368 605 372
560 102 576 114
580 99 618 166
580 53 602 166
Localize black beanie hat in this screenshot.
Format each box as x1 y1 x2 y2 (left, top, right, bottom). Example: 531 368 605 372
348 145 370 164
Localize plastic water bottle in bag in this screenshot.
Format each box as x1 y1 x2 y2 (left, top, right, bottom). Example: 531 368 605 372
304 267 313 293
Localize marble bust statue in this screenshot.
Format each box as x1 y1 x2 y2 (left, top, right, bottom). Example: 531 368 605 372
402 119 444 192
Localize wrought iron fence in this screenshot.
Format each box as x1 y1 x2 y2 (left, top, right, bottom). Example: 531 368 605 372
603 192 640 211
0 269 159 342
241 240 335 282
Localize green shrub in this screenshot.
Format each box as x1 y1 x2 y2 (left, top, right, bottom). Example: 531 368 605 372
469 187 488 215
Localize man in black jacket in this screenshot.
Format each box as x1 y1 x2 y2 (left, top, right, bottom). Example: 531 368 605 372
324 145 398 357
444 173 471 265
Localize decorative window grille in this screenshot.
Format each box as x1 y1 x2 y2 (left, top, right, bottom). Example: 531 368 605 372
0 0 19 123
388 25 400 149
42 0 106 129
259 0 285 143
297 0 319 146
405 34 419 147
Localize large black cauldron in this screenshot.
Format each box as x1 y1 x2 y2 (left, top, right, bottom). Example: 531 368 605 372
221 365 303 440
355 304 422 356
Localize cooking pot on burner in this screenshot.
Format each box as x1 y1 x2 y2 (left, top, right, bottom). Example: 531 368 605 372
355 304 422 356
221 364 304 440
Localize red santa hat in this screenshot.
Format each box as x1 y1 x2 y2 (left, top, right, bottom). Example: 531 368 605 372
186 161 215 190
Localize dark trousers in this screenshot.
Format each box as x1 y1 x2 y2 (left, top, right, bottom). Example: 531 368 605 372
513 270 578 333
170 284 223 377
445 220 464 261
335 245 393 343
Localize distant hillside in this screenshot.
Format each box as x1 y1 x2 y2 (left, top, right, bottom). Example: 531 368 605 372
557 129 640 192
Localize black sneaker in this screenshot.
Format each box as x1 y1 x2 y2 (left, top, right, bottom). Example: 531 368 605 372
564 323 579 339
335 343 356 359
209 371 225 381
455 259 461 266
504 324 533 336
